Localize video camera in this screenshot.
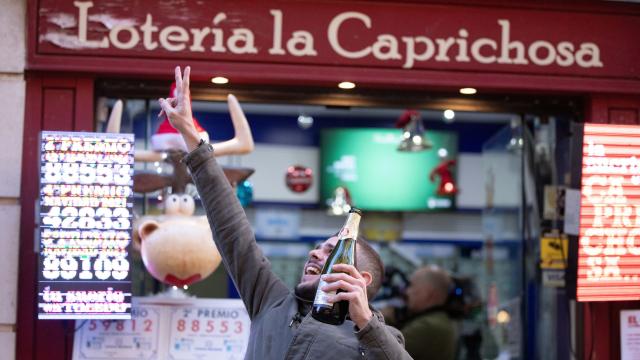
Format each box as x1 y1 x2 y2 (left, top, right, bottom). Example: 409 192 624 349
377 267 482 320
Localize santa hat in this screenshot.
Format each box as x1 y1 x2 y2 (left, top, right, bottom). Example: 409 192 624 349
151 82 210 152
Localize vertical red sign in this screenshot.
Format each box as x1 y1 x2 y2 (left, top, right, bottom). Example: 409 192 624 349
578 124 640 302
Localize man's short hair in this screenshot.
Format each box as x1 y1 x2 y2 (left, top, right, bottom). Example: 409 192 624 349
416 265 452 306
356 235 384 299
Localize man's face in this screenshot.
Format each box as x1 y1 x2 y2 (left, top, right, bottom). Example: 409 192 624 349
405 270 433 313
295 236 339 299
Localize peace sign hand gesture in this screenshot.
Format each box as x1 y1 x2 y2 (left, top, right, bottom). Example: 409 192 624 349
158 66 201 151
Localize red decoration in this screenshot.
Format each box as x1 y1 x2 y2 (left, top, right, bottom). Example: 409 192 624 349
430 159 457 195
286 165 313 193
395 109 420 128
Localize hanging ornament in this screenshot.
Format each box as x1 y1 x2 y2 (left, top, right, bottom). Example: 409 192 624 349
396 109 432 152
429 159 457 196
236 180 253 207
285 165 313 193
327 186 352 216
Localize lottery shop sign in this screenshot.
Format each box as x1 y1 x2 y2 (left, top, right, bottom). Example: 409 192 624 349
578 124 640 302
38 131 134 319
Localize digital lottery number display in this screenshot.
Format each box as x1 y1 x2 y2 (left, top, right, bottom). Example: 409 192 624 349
38 131 134 319
578 124 640 302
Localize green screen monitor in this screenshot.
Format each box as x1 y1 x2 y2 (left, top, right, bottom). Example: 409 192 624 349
321 128 458 212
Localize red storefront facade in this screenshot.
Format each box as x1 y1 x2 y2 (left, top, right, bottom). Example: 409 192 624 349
19 0 640 359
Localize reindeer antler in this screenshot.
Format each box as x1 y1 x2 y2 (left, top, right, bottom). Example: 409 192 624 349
132 94 254 161
211 94 255 156
104 94 255 193
105 100 123 133
104 100 166 163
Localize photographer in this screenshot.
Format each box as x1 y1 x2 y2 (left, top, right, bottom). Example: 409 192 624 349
381 265 458 360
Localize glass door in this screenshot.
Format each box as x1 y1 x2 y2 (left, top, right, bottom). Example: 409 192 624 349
480 119 526 359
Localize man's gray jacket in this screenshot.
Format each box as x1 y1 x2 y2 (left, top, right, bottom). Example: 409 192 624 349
184 143 412 359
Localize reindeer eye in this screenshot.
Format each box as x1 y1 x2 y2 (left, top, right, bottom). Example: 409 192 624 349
179 195 195 215
164 194 182 215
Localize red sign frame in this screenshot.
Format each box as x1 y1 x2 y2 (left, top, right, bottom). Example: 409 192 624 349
28 0 640 93
578 123 640 302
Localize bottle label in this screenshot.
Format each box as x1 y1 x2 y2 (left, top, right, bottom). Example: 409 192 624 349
313 279 335 306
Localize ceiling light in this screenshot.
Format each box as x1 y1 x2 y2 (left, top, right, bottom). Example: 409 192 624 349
211 76 229 84
338 81 356 90
443 109 455 120
459 87 477 95
297 114 314 129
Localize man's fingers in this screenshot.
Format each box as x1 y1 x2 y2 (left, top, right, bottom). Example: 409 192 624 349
158 98 175 116
328 292 358 303
183 66 191 90
322 272 366 289
331 264 363 280
321 280 359 293
175 66 183 91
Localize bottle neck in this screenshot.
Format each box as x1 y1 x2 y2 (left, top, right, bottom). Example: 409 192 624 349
338 212 361 241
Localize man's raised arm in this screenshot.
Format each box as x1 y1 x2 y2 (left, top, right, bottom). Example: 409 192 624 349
158 66 290 318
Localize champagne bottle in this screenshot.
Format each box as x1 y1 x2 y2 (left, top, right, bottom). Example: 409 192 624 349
312 207 362 325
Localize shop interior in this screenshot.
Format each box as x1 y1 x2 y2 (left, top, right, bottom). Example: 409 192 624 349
95 79 582 359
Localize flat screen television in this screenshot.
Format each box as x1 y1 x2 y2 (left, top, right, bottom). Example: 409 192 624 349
320 128 458 211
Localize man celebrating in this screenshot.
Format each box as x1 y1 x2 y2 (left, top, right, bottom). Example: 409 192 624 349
158 66 411 359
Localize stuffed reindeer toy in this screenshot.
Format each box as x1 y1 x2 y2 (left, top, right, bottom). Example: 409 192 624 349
107 90 254 288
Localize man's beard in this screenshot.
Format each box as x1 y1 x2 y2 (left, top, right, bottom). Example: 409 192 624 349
294 277 320 301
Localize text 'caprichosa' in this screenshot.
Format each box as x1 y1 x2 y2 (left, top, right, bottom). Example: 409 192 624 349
53 1 604 70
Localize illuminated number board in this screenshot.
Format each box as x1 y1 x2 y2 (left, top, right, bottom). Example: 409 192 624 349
578 124 640 302
38 131 134 319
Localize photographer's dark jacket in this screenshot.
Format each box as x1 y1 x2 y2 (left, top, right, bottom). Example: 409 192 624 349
386 306 457 360
184 143 411 360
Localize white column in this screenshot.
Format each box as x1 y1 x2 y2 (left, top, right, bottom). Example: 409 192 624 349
0 0 26 358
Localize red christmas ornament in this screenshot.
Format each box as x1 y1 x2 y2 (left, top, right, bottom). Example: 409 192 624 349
429 159 457 195
286 165 313 193
395 109 421 128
